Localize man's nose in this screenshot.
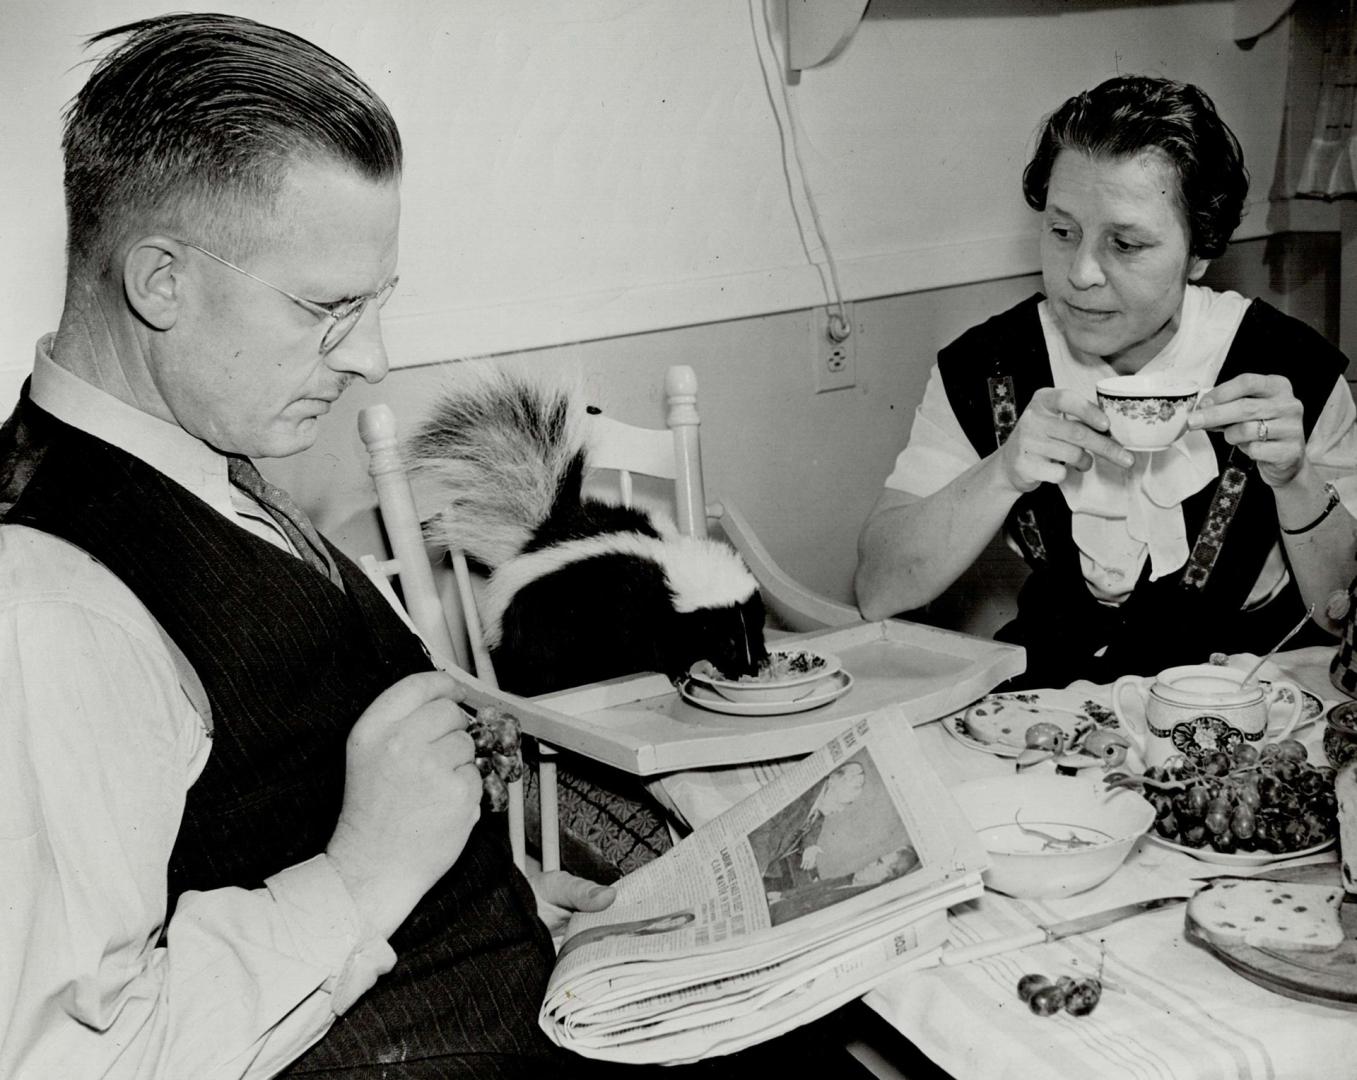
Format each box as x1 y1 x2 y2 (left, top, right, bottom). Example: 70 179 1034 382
326 306 390 385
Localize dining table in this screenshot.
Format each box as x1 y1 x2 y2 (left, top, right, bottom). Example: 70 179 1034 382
534 622 1357 1080
850 643 1357 1080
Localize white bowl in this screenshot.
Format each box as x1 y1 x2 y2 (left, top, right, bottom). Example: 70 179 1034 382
953 773 1154 898
1095 374 1200 451
687 648 842 704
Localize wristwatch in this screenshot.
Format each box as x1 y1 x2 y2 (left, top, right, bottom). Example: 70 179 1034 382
1280 481 1341 536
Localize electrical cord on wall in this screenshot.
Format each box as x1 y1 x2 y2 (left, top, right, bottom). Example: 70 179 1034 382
748 0 852 344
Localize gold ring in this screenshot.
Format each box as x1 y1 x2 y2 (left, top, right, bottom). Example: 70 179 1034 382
1258 419 1270 442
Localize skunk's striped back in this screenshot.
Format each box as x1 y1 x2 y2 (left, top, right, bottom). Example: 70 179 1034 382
480 529 758 648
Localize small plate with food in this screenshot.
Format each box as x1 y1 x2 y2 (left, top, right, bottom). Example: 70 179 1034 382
686 647 842 705
941 688 1122 760
678 668 853 717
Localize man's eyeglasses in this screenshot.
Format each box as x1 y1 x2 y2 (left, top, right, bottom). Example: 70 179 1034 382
174 239 398 355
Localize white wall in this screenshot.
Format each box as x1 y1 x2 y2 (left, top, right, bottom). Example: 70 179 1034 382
0 0 1323 616
2 0 1292 380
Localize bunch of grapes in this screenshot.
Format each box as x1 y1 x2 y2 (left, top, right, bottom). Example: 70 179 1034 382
1110 739 1337 856
467 704 524 813
1018 972 1102 1017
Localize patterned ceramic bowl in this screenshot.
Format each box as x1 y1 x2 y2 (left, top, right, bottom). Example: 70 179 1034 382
1323 699 1357 769
687 648 842 704
1096 374 1200 452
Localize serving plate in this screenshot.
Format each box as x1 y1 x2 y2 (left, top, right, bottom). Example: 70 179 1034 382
1148 833 1335 867
940 688 1120 759
677 670 853 716
1185 862 1357 1010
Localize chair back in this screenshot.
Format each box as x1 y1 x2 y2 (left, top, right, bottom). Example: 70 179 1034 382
583 364 708 538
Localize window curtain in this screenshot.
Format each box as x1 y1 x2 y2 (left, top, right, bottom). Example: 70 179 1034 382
1295 0 1357 199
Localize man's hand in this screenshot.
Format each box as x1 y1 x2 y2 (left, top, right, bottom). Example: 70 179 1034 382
999 387 1135 493
326 671 482 939
800 844 822 872
529 868 616 936
1187 373 1307 487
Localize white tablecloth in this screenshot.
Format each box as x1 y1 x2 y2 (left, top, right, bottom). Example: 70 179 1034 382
866 646 1357 1080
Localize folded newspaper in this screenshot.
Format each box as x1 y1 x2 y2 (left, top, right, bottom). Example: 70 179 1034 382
538 705 987 1064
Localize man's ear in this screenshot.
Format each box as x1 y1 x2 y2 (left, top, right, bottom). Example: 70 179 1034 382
1188 256 1210 283
123 237 185 330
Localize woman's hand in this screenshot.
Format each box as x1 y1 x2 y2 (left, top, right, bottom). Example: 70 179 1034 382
1187 373 1306 487
999 387 1135 493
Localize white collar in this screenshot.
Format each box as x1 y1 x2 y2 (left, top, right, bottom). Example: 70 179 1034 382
1044 286 1249 588
29 334 242 522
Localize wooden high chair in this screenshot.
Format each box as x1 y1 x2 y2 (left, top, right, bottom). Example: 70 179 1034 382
357 364 864 874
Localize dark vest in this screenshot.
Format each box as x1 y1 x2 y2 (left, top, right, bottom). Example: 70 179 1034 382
936 294 1344 687
2 395 566 1077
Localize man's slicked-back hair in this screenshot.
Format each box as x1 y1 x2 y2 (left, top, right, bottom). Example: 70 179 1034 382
62 13 402 277
1021 75 1248 259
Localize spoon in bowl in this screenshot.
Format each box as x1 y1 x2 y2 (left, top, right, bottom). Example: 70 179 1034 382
1239 602 1316 686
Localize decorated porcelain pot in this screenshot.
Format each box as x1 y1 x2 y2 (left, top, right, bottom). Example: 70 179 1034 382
1111 664 1302 770
1323 700 1357 770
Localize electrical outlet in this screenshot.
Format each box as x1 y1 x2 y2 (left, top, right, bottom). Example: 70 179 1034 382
812 302 856 393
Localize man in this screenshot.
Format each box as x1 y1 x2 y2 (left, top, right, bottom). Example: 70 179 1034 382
0 15 615 1078
766 846 920 927
750 761 867 896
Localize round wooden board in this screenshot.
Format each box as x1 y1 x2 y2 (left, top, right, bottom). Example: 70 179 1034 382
1185 863 1357 1010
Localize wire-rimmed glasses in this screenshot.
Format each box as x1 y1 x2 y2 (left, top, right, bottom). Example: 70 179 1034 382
174 238 398 354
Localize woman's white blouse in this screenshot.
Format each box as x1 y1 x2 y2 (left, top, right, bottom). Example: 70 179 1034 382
886 286 1357 607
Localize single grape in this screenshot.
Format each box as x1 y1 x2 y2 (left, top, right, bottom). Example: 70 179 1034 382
1211 830 1238 855
1274 739 1308 764
1017 974 1051 1003
1064 979 1102 1017
1155 812 1180 840
1204 810 1230 836
1231 742 1260 767
1181 823 1210 848
1230 804 1256 839
1029 985 1066 1016
1185 785 1211 816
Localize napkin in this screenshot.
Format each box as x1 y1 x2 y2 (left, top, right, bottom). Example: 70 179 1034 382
1062 428 1218 593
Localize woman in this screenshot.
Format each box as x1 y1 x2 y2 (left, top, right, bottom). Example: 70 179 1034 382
856 76 1357 688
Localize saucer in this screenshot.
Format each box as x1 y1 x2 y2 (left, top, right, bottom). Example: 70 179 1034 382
677 670 853 716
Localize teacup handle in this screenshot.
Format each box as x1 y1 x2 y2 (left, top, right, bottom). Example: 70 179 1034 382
1110 675 1150 758
1263 679 1304 743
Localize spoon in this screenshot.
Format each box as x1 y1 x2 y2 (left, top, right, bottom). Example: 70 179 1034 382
1238 602 1316 686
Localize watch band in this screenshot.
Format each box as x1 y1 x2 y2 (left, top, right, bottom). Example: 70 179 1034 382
1280 481 1342 535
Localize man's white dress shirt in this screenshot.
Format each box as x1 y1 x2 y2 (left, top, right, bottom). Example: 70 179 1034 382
1 339 395 1079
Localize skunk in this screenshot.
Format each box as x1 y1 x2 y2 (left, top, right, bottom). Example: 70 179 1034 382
405 369 768 697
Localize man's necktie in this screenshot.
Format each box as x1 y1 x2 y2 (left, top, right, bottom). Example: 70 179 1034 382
227 455 343 588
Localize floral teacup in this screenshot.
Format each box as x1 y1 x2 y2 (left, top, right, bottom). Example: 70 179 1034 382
1096 374 1200 452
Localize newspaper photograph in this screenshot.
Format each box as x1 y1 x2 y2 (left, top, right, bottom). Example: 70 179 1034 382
538 704 986 1063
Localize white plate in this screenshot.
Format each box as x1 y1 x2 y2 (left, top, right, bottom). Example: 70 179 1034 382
1147 833 1336 867
940 688 1121 759
678 670 853 716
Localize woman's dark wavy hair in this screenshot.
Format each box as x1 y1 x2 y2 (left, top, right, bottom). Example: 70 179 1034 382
62 13 403 276
1021 75 1248 259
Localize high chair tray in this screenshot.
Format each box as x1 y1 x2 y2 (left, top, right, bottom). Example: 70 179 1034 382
525 619 1026 775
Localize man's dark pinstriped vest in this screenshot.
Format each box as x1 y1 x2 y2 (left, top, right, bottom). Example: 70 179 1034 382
935 294 1345 688
1 394 572 1078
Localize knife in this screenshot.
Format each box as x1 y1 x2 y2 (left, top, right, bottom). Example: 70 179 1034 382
937 895 1189 966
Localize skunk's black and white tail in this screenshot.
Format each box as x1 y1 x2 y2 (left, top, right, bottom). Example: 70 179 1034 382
404 368 588 571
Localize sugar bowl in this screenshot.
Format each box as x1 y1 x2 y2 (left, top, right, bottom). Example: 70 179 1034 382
1323 699 1357 769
